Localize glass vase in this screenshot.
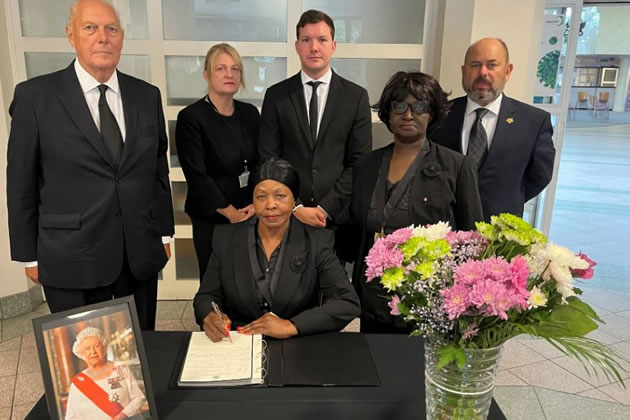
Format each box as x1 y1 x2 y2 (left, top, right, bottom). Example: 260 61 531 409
424 340 503 420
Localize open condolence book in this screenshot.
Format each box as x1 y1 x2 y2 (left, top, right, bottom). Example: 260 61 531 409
177 331 380 388
178 331 266 387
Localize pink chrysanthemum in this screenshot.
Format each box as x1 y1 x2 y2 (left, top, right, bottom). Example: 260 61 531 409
454 260 487 286
364 239 404 282
469 279 506 318
446 230 484 245
441 284 471 320
385 227 413 246
388 295 401 315
484 257 511 282
510 255 530 298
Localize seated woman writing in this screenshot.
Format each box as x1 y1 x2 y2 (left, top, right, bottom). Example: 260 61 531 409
194 158 360 342
65 327 146 420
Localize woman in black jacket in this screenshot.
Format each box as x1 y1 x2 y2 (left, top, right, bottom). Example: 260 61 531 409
351 71 483 334
176 43 260 279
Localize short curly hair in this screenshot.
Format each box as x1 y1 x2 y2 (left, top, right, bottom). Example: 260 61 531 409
372 71 451 134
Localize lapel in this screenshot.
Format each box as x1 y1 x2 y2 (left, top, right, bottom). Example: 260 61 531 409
117 72 138 169
58 63 115 169
359 147 388 224
272 219 308 315
447 97 467 153
315 71 341 145
485 95 516 166
233 224 262 320
287 73 313 149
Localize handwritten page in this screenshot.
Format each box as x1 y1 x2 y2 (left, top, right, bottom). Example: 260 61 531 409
179 332 264 386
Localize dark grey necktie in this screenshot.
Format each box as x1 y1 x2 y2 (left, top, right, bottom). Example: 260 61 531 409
307 81 323 143
468 108 489 169
98 84 123 165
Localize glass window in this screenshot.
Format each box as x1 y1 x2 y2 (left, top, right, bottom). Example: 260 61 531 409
165 55 286 106
171 182 190 226
174 239 199 280
572 68 599 87
332 58 421 105
24 52 151 82
303 0 425 44
19 0 148 39
162 0 287 41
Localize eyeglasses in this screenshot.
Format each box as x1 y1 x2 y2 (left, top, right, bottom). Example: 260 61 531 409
391 100 430 115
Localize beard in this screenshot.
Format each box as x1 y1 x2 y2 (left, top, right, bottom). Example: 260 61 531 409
464 77 505 104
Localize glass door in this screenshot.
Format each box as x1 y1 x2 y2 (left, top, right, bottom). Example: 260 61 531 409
526 0 583 235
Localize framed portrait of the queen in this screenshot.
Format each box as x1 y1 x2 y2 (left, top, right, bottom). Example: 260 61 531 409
32 296 158 420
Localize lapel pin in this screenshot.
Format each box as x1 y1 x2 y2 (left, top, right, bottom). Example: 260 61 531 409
423 197 428 202
506 117 514 124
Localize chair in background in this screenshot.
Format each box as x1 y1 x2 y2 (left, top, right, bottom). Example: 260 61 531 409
575 91 589 110
592 92 610 120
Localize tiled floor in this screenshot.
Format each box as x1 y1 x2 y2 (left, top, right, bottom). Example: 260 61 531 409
1 115 629 419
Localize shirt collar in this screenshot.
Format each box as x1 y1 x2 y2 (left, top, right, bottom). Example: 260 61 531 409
465 93 503 117
300 68 332 86
74 59 120 95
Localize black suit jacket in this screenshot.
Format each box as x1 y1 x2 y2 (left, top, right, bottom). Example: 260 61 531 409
431 95 555 220
350 142 483 330
176 97 260 221
193 218 360 336
259 71 372 222
7 63 175 289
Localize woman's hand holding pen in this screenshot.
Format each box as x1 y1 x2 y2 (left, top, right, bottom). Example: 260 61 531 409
238 312 298 339
203 311 232 342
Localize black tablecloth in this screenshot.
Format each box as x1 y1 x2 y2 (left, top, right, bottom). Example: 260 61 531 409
28 332 506 419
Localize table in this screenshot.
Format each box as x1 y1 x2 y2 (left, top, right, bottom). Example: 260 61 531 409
28 332 506 419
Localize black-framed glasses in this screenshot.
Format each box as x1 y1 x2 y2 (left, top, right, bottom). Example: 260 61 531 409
391 100 430 115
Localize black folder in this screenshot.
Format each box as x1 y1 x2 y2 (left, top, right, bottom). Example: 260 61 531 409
266 332 381 387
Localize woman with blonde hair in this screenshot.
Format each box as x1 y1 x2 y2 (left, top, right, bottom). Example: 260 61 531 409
176 43 260 279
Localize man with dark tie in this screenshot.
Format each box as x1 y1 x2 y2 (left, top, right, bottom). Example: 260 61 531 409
6 0 174 330
259 9 372 259
431 37 556 221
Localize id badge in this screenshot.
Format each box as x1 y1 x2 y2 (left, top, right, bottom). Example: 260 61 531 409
238 170 250 188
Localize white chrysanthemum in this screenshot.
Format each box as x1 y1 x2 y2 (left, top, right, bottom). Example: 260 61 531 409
528 243 588 300
528 286 548 308
411 221 451 240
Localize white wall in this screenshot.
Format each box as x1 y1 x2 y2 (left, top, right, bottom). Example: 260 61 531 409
438 0 546 103
596 6 630 55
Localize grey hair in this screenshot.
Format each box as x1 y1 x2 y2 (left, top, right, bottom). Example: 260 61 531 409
72 327 108 361
68 0 122 27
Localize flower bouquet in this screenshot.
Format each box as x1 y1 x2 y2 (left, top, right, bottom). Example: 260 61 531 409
365 213 625 420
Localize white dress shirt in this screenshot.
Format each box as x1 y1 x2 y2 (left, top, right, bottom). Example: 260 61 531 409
74 59 126 141
461 94 503 155
301 68 332 136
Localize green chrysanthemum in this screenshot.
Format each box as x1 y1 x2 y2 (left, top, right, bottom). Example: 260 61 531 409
400 236 423 261
381 267 406 291
415 260 437 279
476 221 498 240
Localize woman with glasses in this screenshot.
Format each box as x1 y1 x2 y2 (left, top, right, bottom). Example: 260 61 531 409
350 71 483 334
176 43 260 281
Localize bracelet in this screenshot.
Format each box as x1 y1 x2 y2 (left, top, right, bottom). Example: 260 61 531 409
292 204 303 213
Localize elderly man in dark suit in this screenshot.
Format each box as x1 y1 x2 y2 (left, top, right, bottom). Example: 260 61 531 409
6 0 174 330
431 37 556 221
259 9 372 259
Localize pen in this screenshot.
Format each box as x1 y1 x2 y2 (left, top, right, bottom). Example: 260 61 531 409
211 301 232 343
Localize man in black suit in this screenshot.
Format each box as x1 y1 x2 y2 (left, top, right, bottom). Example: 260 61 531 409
431 38 555 221
259 9 372 248
6 0 174 330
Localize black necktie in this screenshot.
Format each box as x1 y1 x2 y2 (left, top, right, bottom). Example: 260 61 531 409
468 108 489 169
98 84 123 165
307 81 323 143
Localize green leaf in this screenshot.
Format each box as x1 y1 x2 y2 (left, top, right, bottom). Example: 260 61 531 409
436 344 467 370
566 298 603 323
543 304 599 336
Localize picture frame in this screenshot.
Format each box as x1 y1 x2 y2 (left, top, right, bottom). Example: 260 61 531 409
32 296 158 420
